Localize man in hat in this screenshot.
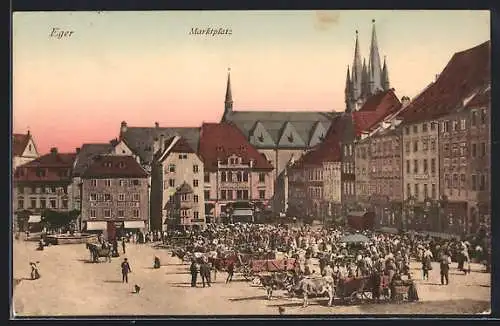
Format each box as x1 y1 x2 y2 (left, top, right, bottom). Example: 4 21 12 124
121 258 132 283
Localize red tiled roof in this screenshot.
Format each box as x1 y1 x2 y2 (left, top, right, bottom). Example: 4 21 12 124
353 89 402 135
19 152 76 168
466 88 490 109
399 41 490 123
165 136 196 153
13 133 31 157
292 116 344 167
14 151 76 182
198 122 273 171
82 155 148 179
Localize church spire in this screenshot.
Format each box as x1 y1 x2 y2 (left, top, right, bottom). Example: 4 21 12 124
224 68 233 117
351 30 363 99
368 19 382 93
345 65 353 112
361 58 369 98
381 56 390 91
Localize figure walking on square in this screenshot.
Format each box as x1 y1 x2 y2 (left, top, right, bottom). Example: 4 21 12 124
440 251 451 285
122 237 126 254
190 260 199 287
121 258 132 283
226 260 234 283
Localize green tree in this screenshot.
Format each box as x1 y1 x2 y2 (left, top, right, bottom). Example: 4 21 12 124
41 209 80 232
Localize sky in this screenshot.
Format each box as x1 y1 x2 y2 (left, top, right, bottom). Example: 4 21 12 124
12 10 490 154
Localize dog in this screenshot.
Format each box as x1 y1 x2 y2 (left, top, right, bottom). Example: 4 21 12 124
134 284 141 294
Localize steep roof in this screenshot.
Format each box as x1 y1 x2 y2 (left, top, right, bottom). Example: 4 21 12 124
14 151 76 182
18 151 76 168
466 86 490 109
81 155 148 179
352 89 402 135
13 133 32 157
73 143 114 177
164 136 196 153
198 122 273 171
398 41 490 123
291 116 345 167
120 126 200 164
225 110 337 149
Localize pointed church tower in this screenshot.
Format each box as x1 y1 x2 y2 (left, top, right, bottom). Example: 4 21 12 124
223 68 233 121
368 19 383 93
361 58 370 98
351 30 363 100
345 65 353 112
381 56 390 91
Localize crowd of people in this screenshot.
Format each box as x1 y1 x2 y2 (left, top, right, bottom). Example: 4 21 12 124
168 222 491 288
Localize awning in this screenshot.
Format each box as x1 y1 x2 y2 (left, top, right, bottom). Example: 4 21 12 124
232 209 253 217
124 221 145 229
28 215 42 223
86 221 108 230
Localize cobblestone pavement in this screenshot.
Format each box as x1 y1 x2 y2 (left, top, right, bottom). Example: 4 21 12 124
12 240 491 316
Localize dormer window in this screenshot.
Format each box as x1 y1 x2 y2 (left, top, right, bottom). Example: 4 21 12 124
104 162 112 168
287 134 294 142
118 162 125 168
319 134 325 141
239 145 246 152
216 145 223 151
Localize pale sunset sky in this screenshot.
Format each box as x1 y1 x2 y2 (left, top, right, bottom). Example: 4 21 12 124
13 10 490 154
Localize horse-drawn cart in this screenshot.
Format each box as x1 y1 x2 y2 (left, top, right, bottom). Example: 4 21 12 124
244 258 297 281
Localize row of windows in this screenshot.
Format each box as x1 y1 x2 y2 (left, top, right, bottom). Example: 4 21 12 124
405 159 437 174
443 174 487 191
308 186 323 199
219 189 265 200
404 138 437 153
17 197 68 210
343 163 354 174
356 182 400 197
343 144 354 157
165 179 200 189
89 209 140 219
406 183 437 200
167 163 199 173
89 193 140 201
403 113 487 136
404 122 437 135
343 181 355 195
17 186 68 195
175 194 199 203
15 168 70 178
89 179 141 187
180 209 200 218
308 169 323 181
443 142 487 158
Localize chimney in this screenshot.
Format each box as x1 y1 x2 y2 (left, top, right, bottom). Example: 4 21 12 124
435 74 440 81
155 122 160 128
120 121 128 139
50 147 58 155
153 137 160 154
76 147 81 154
27 130 30 136
159 134 165 152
